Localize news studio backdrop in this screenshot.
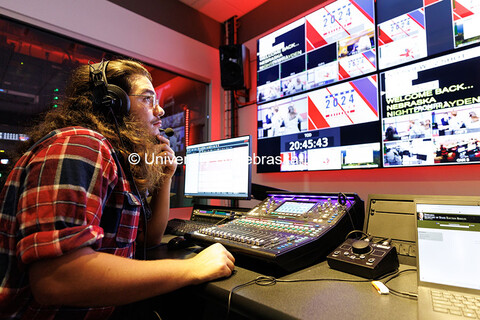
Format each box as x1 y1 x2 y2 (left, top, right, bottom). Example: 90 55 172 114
254 0 480 173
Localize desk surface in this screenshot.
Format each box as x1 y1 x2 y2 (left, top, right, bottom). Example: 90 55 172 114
148 235 418 320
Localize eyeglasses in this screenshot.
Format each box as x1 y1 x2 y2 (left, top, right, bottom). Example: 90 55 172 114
129 94 160 109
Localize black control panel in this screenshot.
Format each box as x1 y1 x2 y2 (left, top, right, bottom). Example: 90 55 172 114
186 192 364 274
326 238 399 279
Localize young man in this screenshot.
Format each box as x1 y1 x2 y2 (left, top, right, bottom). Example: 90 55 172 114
0 60 235 319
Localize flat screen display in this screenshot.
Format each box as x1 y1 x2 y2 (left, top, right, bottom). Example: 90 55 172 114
380 46 480 167
377 0 480 69
255 0 480 173
256 0 376 105
257 75 380 172
184 136 252 199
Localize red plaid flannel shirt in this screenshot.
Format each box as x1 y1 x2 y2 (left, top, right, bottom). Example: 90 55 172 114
0 127 142 319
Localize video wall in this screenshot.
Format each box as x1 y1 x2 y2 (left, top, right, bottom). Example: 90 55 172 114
256 0 480 172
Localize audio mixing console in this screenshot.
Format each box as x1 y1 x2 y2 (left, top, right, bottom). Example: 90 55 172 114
187 192 364 274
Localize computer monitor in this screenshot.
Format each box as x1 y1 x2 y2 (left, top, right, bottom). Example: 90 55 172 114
184 135 252 200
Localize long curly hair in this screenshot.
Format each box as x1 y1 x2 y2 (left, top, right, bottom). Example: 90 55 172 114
22 59 166 193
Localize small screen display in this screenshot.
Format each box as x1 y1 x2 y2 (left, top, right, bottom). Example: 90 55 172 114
184 136 251 199
275 201 316 215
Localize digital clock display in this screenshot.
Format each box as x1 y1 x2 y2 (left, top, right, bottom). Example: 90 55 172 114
283 131 337 152
287 137 330 151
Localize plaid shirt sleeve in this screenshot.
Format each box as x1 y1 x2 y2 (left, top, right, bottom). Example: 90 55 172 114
15 128 119 265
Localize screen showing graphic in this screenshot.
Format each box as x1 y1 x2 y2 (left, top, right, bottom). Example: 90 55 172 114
185 136 252 199
454 0 480 48
417 202 480 290
255 0 480 173
380 46 480 167
376 0 480 69
257 75 380 172
256 0 375 104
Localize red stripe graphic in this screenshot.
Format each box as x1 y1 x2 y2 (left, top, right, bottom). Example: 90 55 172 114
306 41 314 51
306 20 328 51
425 0 441 6
338 64 350 80
453 2 475 21
377 28 394 46
308 96 330 130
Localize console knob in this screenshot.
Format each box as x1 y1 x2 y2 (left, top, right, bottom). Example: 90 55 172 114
351 240 371 254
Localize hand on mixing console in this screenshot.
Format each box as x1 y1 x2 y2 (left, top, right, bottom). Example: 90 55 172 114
187 243 235 283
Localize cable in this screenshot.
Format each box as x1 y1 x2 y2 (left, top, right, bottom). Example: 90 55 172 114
344 229 369 241
226 268 417 318
382 269 418 299
340 192 357 232
226 278 257 318
226 275 371 319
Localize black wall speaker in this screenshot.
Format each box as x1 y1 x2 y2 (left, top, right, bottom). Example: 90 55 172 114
219 44 250 90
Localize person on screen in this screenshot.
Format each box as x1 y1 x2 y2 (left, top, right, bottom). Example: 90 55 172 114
422 119 432 136
262 106 275 137
385 147 402 165
267 84 279 100
440 144 449 162
384 126 400 141
169 130 180 152
447 110 466 133
408 120 424 139
257 89 265 103
271 105 285 136
294 78 304 93
0 59 235 320
468 111 480 129
285 79 295 95
284 105 302 134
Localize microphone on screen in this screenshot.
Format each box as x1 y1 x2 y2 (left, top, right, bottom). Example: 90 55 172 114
160 127 175 137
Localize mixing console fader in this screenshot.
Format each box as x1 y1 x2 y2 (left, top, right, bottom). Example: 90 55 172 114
187 192 364 273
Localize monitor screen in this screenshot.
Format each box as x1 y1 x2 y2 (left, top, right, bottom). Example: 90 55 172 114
256 0 376 105
376 0 480 70
380 45 480 167
257 75 381 172
416 200 480 290
184 136 252 199
255 0 480 173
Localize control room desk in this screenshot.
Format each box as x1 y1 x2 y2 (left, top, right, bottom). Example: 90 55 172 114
146 235 418 320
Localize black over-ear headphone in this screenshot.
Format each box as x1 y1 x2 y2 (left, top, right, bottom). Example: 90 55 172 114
89 60 130 118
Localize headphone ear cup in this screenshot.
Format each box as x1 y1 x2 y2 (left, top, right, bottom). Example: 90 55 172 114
106 84 130 117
